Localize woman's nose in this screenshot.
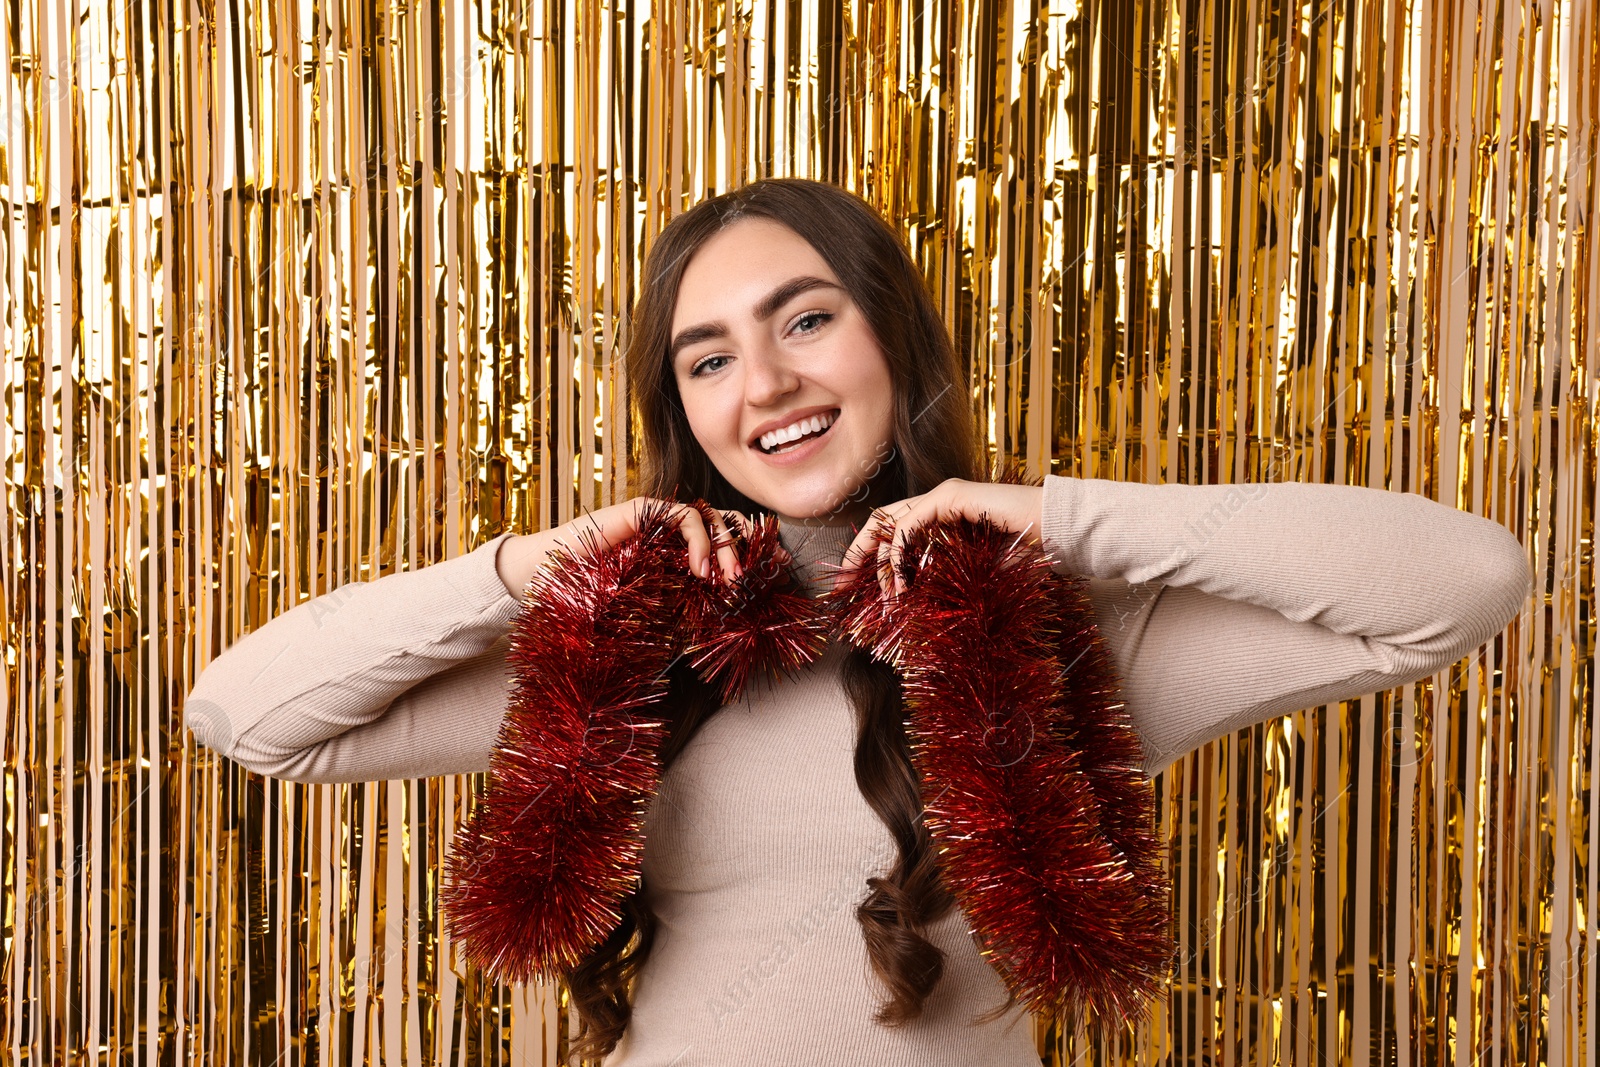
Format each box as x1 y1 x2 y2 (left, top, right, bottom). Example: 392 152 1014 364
742 343 800 405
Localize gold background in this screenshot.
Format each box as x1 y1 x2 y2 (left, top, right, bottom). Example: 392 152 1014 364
2 0 1593 1063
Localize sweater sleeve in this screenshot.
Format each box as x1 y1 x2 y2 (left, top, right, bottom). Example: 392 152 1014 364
1038 475 1534 776
182 532 523 784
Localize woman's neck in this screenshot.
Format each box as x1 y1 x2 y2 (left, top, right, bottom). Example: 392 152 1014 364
775 512 862 595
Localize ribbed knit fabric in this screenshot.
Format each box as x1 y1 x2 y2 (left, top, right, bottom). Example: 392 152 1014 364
184 475 1533 1065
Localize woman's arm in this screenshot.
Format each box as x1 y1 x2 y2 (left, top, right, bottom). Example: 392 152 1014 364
1038 476 1534 775
183 532 524 784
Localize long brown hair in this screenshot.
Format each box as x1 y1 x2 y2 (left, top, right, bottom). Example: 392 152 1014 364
563 178 1000 1062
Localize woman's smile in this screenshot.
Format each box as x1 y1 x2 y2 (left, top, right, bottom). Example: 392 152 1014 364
750 406 840 462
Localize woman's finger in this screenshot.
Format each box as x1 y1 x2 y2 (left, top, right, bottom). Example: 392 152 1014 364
666 501 713 579
836 501 907 592
671 504 739 584
880 504 915 597
691 506 738 583
833 517 865 590
851 508 889 591
730 510 756 552
707 509 742 582
875 509 895 597
889 501 925 597
880 498 935 598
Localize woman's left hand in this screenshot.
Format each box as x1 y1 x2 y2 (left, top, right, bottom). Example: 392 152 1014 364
833 479 1044 597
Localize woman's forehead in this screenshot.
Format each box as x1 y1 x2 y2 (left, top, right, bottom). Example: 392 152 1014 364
674 223 842 325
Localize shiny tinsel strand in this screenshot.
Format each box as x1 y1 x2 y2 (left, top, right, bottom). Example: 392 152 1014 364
822 509 1175 1025
442 499 829 981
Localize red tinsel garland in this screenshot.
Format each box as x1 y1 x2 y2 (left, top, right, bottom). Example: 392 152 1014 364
442 490 1175 1024
825 514 1173 1021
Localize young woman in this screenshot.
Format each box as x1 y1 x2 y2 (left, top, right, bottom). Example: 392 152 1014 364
185 178 1533 1065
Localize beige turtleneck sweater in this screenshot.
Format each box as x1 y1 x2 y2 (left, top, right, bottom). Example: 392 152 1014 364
183 475 1533 1065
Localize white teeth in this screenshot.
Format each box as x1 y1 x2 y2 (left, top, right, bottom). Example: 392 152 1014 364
758 410 836 453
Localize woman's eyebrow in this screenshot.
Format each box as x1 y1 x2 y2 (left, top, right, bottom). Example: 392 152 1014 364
670 276 841 363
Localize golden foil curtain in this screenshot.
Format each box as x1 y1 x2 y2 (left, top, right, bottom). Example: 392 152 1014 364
2 0 1593 1063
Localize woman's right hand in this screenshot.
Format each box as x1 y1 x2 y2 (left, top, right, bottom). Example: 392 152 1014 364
495 498 761 600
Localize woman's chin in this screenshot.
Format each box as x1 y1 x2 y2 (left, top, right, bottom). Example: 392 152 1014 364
738 461 886 526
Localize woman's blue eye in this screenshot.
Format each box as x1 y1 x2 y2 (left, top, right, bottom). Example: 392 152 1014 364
687 312 833 378
691 355 732 379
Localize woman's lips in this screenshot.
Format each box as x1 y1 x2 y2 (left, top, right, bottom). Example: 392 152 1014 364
751 413 838 465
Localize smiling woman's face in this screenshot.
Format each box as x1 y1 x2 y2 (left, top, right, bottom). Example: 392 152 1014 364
669 217 896 526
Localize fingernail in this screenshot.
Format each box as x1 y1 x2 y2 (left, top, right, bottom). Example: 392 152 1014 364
700 557 710 579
